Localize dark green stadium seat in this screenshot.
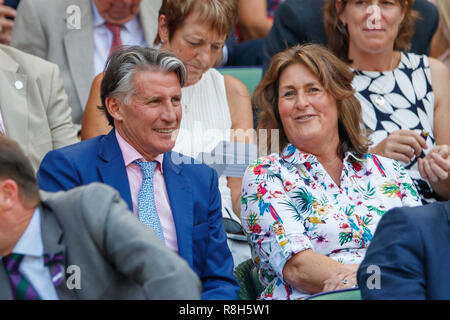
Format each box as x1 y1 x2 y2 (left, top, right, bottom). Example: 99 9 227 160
218 67 262 97
233 258 264 300
305 288 362 300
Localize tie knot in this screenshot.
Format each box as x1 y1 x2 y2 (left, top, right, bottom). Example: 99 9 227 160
2 253 24 274
134 160 157 179
104 22 122 35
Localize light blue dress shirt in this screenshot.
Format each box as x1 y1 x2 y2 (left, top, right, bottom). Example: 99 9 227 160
1 208 59 300
91 0 148 75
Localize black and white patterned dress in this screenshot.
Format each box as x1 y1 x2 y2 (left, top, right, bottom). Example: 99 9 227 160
353 52 439 203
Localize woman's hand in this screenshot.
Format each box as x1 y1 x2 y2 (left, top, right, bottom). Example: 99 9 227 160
418 144 450 183
322 264 358 292
369 130 427 163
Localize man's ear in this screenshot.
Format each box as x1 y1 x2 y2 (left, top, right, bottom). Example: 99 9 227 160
0 179 19 211
105 96 125 122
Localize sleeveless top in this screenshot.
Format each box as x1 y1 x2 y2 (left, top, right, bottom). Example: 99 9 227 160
173 68 235 217
352 52 438 203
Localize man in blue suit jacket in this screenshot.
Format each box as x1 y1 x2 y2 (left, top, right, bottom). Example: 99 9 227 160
357 201 450 300
37 46 239 300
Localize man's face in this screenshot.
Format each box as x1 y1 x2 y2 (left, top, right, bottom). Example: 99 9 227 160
110 69 182 161
0 179 20 256
93 0 141 24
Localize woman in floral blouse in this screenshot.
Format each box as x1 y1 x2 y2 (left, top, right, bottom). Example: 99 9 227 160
242 44 422 300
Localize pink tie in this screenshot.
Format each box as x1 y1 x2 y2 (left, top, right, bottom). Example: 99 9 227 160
105 22 123 54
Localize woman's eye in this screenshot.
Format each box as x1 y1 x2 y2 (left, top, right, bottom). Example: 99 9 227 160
282 90 295 97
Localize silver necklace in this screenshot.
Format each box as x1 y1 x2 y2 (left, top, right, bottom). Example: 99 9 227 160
373 53 401 107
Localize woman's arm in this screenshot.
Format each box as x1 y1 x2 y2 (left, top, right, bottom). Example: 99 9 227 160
418 57 450 199
224 74 254 217
429 24 449 60
283 249 358 294
81 73 111 140
237 0 273 41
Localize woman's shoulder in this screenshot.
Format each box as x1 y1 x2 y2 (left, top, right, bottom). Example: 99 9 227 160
395 52 432 74
428 56 450 78
244 153 284 175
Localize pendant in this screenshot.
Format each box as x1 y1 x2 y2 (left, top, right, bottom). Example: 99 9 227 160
374 95 385 107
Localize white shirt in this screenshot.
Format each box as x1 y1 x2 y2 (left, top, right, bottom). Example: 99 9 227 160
0 208 59 300
91 0 148 75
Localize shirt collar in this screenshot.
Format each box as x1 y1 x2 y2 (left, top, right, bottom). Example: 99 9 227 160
115 129 164 171
12 208 43 258
91 0 140 32
281 143 366 166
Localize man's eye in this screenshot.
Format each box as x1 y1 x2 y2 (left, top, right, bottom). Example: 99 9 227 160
172 97 181 104
146 99 160 105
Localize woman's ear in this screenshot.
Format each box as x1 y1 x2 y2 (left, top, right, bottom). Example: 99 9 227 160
158 14 170 44
399 1 408 26
336 0 346 25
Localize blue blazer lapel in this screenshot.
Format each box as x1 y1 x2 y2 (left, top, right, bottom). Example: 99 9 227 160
163 152 194 267
97 130 133 210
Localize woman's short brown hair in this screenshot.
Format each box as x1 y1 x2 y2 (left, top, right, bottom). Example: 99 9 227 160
154 0 238 45
254 44 371 156
323 0 420 63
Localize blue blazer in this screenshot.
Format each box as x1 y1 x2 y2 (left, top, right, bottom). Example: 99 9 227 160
357 201 450 300
37 130 239 300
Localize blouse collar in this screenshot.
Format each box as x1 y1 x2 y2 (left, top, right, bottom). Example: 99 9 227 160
280 143 366 166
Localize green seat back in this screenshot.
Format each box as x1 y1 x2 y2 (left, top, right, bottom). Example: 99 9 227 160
233 258 264 300
218 67 263 96
306 288 362 300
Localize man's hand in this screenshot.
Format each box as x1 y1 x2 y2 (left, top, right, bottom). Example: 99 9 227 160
0 0 16 45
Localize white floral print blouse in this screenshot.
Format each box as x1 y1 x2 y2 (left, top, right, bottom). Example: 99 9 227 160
241 144 422 300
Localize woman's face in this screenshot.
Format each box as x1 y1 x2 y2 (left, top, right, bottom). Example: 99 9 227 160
339 0 405 55
278 63 340 153
159 11 227 86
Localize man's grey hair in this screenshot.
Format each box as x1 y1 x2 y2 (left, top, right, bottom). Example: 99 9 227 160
100 46 187 127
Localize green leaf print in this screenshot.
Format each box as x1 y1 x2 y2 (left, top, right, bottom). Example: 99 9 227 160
353 181 376 200
367 205 386 217
339 232 353 246
291 188 315 215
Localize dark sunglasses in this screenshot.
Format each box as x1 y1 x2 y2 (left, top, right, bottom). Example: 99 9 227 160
222 209 247 241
